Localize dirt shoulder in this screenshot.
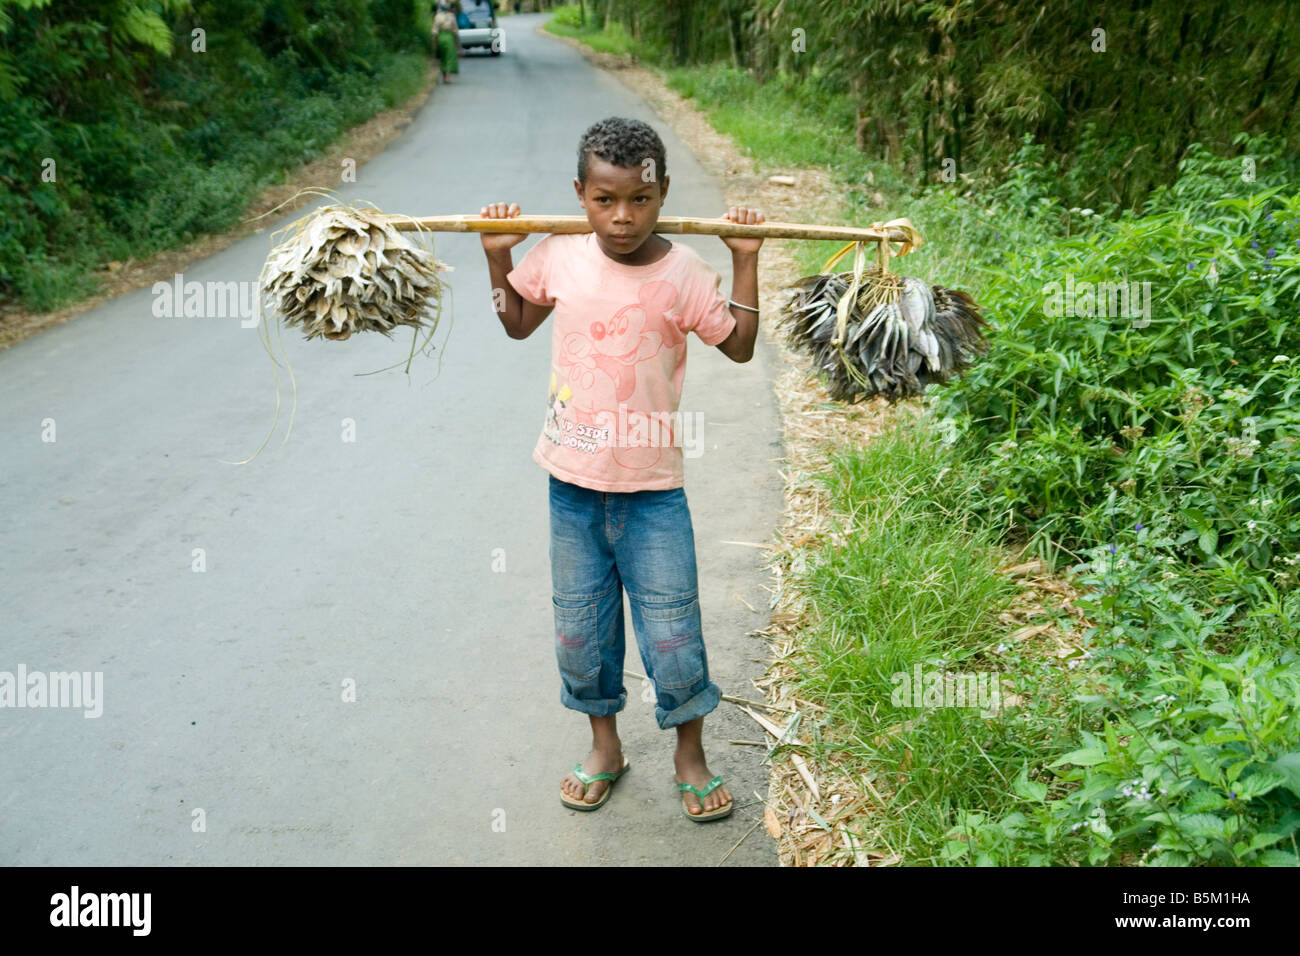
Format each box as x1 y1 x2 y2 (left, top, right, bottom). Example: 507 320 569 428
0 65 440 353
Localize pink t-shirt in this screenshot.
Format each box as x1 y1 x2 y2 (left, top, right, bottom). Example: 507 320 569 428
507 232 737 492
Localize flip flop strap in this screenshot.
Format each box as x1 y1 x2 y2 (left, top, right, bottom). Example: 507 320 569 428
678 776 723 799
572 763 621 785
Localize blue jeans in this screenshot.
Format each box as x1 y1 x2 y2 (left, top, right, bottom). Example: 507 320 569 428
548 474 721 729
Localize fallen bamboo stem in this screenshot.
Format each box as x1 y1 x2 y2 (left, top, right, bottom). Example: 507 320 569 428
860 774 888 809
719 815 765 866
791 753 820 803
622 668 797 714
741 705 803 744
389 214 920 246
723 693 797 714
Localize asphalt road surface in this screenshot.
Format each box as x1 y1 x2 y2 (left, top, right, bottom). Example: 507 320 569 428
0 15 785 865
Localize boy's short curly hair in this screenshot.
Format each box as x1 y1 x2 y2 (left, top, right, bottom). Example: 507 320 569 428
576 117 667 188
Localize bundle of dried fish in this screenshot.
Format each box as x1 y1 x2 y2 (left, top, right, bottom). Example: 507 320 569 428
780 261 988 402
258 203 451 341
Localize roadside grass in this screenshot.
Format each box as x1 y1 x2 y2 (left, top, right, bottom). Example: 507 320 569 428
783 410 1086 863
663 65 881 183
541 6 636 56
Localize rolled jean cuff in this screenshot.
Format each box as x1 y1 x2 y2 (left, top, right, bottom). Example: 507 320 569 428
560 685 626 718
655 679 721 729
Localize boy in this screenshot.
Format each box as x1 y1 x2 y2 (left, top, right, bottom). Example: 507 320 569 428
480 117 763 821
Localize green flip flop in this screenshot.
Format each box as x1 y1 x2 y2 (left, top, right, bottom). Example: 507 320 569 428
677 775 734 822
560 756 630 811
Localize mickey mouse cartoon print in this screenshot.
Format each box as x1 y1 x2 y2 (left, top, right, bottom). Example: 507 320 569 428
556 280 689 469
508 231 738 492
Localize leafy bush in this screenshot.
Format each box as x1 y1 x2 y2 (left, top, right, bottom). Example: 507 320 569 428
0 1 430 312
933 172 1300 603
926 145 1300 866
947 540 1300 866
549 4 584 28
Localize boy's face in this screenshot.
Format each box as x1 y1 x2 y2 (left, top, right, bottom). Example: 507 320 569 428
574 155 670 263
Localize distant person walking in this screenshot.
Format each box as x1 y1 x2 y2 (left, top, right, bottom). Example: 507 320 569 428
433 2 460 84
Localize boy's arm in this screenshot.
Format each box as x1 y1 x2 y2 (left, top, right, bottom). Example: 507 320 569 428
714 249 759 363
485 248 554 339
714 206 764 364
481 202 554 339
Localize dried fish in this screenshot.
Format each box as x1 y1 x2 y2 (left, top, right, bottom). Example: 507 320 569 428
779 262 988 402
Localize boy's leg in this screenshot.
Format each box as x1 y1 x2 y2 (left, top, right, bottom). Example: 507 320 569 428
674 716 732 817
613 487 729 814
549 475 628 805
561 713 622 807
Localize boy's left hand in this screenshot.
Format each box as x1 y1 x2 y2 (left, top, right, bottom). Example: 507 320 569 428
720 206 765 255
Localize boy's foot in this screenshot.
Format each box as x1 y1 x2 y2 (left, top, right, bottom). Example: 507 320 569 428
674 749 732 817
561 745 626 806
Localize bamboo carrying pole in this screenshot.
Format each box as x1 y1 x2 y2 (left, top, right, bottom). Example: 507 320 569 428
387 214 922 249
239 202 966 464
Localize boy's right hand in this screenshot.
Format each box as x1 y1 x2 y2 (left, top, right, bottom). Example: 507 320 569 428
480 202 529 252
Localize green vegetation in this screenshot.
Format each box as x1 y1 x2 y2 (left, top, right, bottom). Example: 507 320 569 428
547 3 1300 865
791 416 1079 865
551 1 1299 209
0 0 431 311
800 157 1300 867
922 150 1300 865
544 4 634 56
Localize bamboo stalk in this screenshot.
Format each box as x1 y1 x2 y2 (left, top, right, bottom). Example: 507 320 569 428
388 214 919 245
622 668 798 714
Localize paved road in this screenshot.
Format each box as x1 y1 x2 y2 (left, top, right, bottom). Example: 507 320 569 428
0 15 785 865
